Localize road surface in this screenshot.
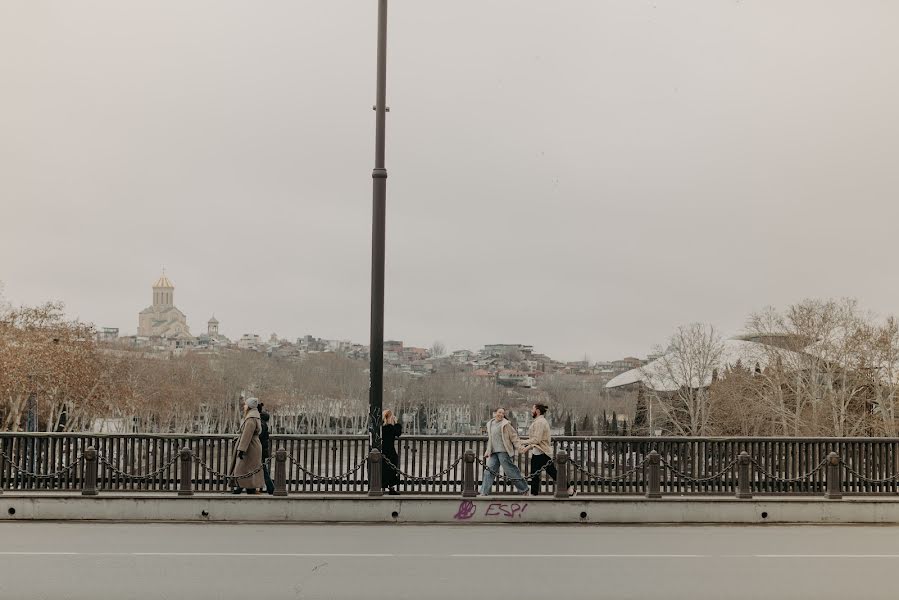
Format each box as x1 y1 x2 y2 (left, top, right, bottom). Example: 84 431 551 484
0 522 896 599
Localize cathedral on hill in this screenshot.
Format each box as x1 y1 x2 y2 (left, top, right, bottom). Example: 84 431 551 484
137 274 192 338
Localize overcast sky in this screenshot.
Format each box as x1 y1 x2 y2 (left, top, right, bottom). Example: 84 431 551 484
2 1 898 361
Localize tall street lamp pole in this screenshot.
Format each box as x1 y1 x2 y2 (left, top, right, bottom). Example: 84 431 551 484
369 0 388 451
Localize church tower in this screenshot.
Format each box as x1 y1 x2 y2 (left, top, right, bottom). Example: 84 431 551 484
138 272 191 338
152 273 174 307
208 316 219 337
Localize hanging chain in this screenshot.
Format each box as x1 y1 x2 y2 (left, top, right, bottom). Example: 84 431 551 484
0 449 83 479
382 455 463 483
286 454 367 483
840 461 899 484
98 452 182 481
567 456 650 482
193 455 271 482
657 456 740 483
749 457 829 483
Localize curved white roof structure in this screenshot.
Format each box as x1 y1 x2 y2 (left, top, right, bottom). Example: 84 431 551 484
605 338 807 392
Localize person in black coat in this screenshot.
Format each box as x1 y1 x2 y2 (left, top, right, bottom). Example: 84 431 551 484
381 409 402 495
259 408 275 495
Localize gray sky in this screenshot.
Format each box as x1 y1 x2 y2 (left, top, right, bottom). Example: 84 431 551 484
2 1 898 361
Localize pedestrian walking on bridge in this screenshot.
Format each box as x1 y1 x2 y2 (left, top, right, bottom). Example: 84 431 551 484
259 407 275 495
522 403 576 497
479 407 529 496
231 397 264 495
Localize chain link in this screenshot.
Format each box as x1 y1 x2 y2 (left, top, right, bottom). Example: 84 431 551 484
286 454 367 483
749 457 828 483
0 449 83 479
97 453 182 481
567 456 650 482
657 456 740 483
193 455 271 482
840 462 899 484
382 455 463 483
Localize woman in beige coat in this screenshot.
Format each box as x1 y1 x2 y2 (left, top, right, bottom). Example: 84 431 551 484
231 397 264 494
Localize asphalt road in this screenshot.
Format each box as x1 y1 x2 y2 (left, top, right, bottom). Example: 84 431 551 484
0 522 897 600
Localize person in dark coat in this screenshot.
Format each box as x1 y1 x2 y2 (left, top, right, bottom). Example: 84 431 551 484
381 409 402 495
259 409 275 495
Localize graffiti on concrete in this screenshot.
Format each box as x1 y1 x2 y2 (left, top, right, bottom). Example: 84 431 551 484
453 500 528 520
485 502 527 519
453 500 477 520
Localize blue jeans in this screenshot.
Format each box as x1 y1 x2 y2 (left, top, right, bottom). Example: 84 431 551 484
480 452 528 495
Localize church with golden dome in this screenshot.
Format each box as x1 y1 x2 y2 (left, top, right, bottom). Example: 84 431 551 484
137 273 192 339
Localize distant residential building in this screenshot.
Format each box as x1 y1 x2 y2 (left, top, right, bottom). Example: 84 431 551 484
297 335 329 353
565 360 591 374
96 327 119 343
269 342 301 359
483 344 534 357
401 347 429 362
497 370 536 388
612 357 644 372
450 349 475 363
325 339 353 353
409 360 435 374
238 333 262 350
384 340 404 353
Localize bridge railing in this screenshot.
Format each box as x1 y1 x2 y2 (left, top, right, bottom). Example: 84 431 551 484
1 433 898 496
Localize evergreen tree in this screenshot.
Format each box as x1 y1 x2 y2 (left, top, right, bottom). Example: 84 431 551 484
564 413 573 436
633 386 648 433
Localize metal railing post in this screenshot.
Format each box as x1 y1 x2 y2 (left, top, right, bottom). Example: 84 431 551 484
368 449 384 497
462 449 477 498
554 450 569 499
178 448 193 497
82 446 98 496
274 448 288 497
825 452 842 500
736 451 752 499
646 450 661 499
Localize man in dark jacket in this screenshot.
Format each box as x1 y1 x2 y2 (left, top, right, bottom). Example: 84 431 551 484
259 409 275 495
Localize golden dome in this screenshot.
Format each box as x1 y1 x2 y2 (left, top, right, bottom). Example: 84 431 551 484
153 274 174 289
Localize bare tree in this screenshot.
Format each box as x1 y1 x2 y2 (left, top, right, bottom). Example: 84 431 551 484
641 323 725 436
430 341 446 358
0 302 114 431
746 299 878 436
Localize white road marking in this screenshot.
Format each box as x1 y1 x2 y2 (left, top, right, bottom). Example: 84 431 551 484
0 552 392 557
754 554 899 558
2 551 899 559
451 554 708 558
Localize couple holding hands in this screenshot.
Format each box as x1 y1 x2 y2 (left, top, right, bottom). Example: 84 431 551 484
480 403 576 497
